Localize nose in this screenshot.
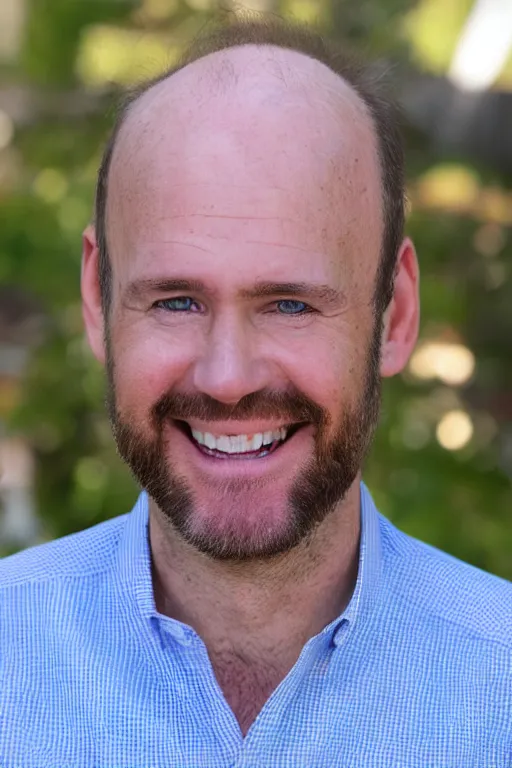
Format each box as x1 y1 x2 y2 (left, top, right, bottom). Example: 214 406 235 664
193 313 269 405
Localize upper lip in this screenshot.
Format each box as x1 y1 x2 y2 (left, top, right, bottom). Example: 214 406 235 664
176 419 293 436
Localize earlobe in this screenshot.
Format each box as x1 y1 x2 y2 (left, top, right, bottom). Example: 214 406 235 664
380 237 420 378
81 225 106 365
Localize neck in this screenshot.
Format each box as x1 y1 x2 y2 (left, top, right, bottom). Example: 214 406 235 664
149 480 361 657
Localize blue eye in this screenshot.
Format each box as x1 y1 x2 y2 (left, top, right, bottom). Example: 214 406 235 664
276 300 309 315
157 297 199 312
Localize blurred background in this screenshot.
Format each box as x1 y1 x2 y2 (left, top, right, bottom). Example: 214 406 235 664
0 0 510 577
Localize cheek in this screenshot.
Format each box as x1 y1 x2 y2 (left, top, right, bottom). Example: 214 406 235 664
276 330 364 415
109 323 196 418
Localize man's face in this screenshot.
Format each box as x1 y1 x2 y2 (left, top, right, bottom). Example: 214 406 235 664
96 48 386 560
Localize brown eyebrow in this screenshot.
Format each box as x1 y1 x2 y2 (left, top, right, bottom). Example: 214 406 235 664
124 278 345 309
240 282 346 308
124 278 212 303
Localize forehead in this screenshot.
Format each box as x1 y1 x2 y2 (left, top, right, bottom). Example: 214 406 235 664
107 45 383 290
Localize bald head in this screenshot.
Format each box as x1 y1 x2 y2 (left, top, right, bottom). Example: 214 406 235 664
95 18 405 316
108 45 382 290
114 43 378 171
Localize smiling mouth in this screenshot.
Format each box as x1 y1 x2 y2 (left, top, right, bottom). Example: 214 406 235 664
175 421 304 460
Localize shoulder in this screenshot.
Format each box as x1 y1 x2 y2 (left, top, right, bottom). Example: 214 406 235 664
379 514 512 650
0 514 128 591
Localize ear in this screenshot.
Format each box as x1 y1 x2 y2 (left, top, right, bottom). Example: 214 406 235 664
380 237 420 378
81 224 106 365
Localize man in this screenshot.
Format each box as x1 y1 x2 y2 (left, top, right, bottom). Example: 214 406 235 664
0 16 510 768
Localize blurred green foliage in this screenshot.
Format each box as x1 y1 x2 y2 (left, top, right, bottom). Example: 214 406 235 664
0 0 510 578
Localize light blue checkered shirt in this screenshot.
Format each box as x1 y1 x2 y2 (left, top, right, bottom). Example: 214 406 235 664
1 483 511 767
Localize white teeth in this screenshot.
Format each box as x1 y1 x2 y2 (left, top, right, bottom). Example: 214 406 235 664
216 435 231 453
263 430 273 446
189 426 288 454
204 432 216 450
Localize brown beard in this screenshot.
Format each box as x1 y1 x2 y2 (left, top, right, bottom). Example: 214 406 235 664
105 321 382 561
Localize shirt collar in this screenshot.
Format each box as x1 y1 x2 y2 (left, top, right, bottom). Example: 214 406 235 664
114 491 156 623
113 482 383 641
330 481 383 646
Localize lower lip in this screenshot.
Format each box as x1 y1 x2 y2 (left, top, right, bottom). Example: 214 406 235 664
167 422 313 479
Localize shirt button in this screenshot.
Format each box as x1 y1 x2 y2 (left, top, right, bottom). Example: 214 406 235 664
175 625 194 645
160 619 193 646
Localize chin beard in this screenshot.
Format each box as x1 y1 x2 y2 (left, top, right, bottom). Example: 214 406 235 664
105 324 382 561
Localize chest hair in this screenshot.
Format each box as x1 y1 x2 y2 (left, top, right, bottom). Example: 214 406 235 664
209 648 293 736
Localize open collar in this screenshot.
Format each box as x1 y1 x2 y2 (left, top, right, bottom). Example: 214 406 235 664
113 481 383 644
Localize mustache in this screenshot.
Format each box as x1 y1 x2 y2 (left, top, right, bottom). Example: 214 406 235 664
151 389 328 428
